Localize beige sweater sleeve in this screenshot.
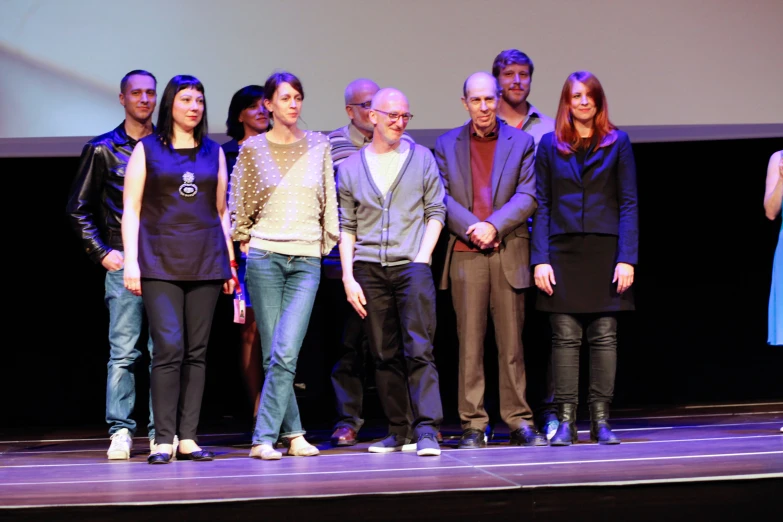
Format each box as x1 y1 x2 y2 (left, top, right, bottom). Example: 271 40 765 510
320 142 340 255
230 136 262 242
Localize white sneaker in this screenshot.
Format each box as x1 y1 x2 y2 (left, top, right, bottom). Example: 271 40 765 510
107 428 133 460
150 435 179 454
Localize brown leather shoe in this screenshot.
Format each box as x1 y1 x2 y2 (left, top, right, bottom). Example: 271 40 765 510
330 426 358 447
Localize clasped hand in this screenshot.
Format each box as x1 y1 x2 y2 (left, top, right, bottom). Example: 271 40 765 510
466 221 499 250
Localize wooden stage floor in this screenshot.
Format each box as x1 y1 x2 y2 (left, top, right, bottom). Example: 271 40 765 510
1 402 781 521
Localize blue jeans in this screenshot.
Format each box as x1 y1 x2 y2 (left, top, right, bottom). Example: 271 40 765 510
246 249 321 445
105 265 154 439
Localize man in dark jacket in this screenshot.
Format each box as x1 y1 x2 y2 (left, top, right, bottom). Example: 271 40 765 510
66 70 158 460
435 72 547 449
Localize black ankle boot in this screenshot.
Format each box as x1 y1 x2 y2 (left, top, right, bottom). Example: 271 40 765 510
589 402 620 445
550 403 578 446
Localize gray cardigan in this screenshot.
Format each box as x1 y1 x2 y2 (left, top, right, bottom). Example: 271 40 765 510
337 143 446 266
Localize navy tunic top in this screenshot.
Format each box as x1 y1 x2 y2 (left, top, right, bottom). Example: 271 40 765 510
138 135 230 281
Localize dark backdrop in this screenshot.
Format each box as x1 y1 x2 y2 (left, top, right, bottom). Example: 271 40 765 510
2 137 781 436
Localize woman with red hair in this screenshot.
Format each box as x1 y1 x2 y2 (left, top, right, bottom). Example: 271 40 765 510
530 71 638 446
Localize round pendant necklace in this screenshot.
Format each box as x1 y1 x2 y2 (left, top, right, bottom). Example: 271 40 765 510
179 171 198 197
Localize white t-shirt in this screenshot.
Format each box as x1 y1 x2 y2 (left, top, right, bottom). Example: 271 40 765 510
364 140 411 198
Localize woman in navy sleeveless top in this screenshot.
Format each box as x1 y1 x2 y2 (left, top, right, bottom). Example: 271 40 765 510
122 75 236 464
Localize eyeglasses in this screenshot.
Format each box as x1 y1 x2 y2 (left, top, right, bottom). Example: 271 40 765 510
373 109 414 123
347 101 372 109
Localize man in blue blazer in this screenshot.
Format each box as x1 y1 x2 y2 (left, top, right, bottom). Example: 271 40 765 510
434 72 547 448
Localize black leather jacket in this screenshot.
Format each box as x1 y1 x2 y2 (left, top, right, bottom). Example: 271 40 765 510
66 122 144 264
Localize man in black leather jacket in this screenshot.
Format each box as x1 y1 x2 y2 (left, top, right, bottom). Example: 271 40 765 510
66 70 159 460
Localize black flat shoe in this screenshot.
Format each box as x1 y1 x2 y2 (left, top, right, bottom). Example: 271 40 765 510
175 449 215 461
458 428 487 449
147 452 172 464
509 425 548 447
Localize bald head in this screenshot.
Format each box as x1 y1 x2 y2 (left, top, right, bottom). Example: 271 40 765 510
371 88 408 111
463 71 498 98
344 78 380 105
462 72 499 135
344 78 380 135
369 88 410 149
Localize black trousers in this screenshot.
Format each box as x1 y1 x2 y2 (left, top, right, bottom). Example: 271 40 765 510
354 262 443 438
549 313 618 405
330 294 369 431
330 282 413 432
142 279 222 445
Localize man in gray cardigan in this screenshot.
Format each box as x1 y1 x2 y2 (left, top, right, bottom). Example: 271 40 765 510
337 88 445 457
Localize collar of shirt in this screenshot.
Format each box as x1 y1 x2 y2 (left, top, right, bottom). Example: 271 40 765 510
517 103 546 130
470 118 500 141
526 103 544 120
113 122 132 146
497 103 542 130
114 121 156 146
348 122 373 149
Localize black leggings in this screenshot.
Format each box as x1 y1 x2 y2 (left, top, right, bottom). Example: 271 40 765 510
549 313 617 406
142 279 222 445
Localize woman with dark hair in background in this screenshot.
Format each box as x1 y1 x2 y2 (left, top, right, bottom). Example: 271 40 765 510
762 149 783 433
531 71 638 447
123 75 236 464
223 85 270 418
231 71 339 460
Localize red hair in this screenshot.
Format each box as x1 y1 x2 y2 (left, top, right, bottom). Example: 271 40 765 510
554 71 617 155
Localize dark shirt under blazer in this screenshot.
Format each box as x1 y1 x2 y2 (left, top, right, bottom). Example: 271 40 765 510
435 122 537 290
530 130 639 267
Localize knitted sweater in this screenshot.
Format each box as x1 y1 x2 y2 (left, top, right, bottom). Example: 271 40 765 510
230 131 339 258
338 143 446 266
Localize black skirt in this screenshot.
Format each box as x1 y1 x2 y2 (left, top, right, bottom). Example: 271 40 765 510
535 234 635 314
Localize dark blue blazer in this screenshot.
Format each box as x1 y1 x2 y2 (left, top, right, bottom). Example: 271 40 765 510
530 130 638 266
